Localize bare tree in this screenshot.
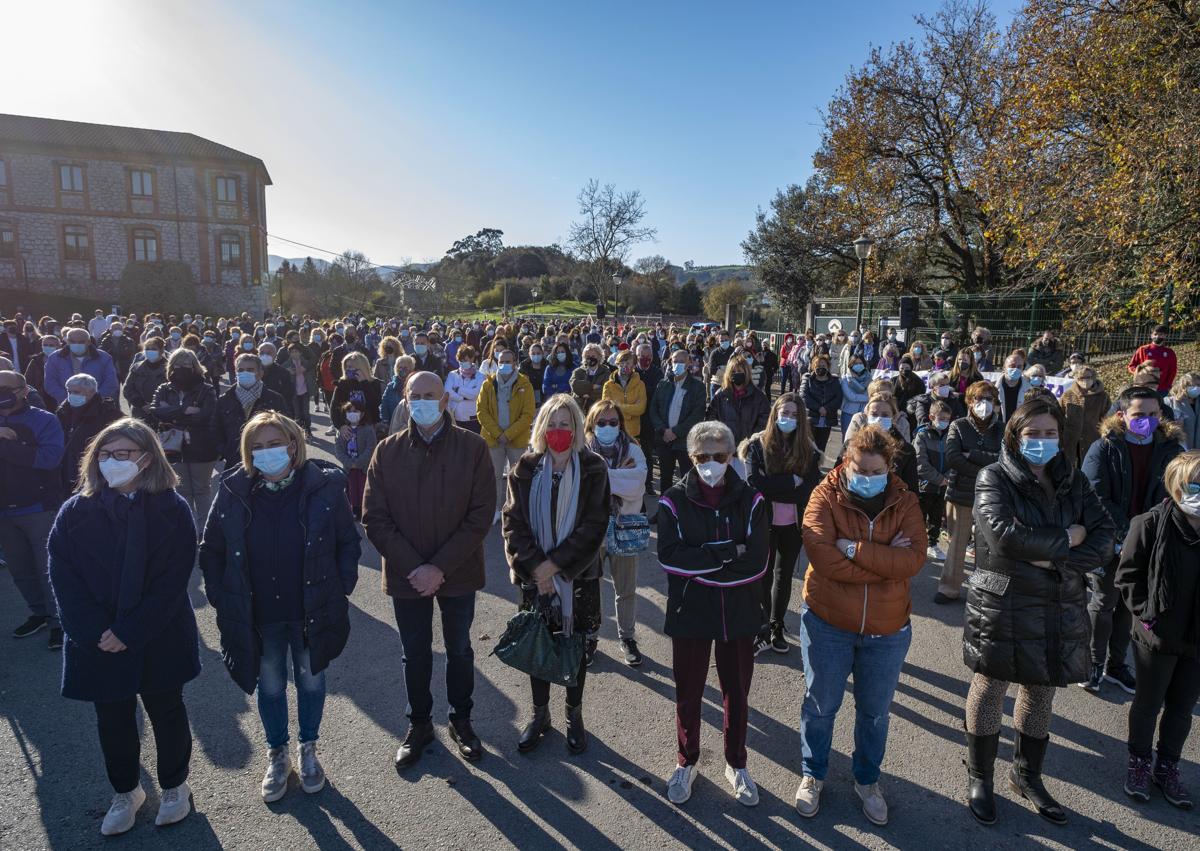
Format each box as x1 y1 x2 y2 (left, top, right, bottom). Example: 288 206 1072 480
568 179 657 302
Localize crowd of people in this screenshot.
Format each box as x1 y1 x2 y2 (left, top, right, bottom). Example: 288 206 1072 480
0 305 1197 837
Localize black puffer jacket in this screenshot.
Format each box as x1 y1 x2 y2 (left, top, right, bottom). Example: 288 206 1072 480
657 467 769 641
707 385 770 445
963 448 1115 686
945 413 1004 506
798 373 843 425
151 379 220 463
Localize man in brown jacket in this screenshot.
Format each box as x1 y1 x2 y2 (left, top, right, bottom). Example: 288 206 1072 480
362 371 496 771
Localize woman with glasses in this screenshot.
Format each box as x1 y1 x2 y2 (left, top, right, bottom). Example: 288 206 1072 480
659 420 769 808
48 419 200 836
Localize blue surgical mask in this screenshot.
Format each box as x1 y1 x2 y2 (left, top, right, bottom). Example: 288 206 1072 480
236 371 258 388
594 425 619 445
414 344 428 356
852 363 866 374
69 342 87 356
531 354 543 364
498 363 514 376
867 415 892 432
1006 368 1022 381
720 340 731 350
556 352 568 363
1187 386 1200 399
42 345 58 357
1019 437 1059 466
145 349 161 362
409 399 441 426
1029 376 1044 387
672 362 687 377
67 393 88 408
776 416 797 433
252 445 291 477
847 472 888 499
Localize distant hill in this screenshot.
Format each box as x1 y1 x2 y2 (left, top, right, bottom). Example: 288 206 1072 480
267 255 437 276
668 264 754 287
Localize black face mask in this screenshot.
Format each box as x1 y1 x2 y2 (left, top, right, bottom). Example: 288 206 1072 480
170 370 201 390
731 373 747 386
815 368 829 378
0 389 21 410
586 358 598 368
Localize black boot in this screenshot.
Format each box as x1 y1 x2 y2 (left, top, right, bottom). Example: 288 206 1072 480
518 705 551 753
394 721 435 771
965 731 1000 825
565 702 587 755
1009 733 1067 825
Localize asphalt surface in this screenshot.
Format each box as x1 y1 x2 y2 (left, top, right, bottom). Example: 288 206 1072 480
1 404 1198 851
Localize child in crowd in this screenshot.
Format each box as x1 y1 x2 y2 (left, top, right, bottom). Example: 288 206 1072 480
335 399 376 520
914 400 952 560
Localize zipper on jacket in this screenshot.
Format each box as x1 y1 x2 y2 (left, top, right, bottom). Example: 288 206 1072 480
861 518 875 633
721 588 728 642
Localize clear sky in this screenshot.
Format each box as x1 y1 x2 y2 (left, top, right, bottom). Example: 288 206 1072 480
1 0 1015 268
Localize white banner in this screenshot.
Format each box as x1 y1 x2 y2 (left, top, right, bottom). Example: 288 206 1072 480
870 369 1072 398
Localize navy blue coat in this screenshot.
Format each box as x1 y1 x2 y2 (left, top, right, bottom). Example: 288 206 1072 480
199 460 362 694
48 488 200 703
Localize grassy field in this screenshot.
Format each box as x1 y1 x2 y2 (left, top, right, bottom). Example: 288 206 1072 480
440 299 597 321
1092 340 1198 392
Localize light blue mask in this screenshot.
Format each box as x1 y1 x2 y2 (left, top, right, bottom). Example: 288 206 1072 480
1029 376 1045 387
42 345 58 357
531 354 543 364
672 362 687 376
67 393 88 408
145 349 161 362
1006 368 1022 381
414 344 428 356
867 416 892 432
236 371 258 388
252 445 291 477
69 343 87 356
847 472 888 499
409 398 442 426
498 363 514 377
776 416 797 433
594 425 620 445
1019 437 1059 466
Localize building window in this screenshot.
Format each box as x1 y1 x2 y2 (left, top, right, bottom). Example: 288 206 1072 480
219 234 241 267
215 176 238 203
59 164 84 192
0 160 7 188
130 169 154 197
132 228 158 262
0 227 14 259
63 225 90 260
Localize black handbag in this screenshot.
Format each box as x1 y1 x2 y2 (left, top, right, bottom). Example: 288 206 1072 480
491 597 585 686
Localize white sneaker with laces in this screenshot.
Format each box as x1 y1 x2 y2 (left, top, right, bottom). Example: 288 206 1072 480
795 775 822 818
299 741 326 794
261 746 292 802
725 764 759 807
667 763 698 805
100 785 146 836
154 781 192 826
855 781 888 826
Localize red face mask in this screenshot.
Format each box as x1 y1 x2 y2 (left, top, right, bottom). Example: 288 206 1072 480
638 356 651 369
545 428 573 453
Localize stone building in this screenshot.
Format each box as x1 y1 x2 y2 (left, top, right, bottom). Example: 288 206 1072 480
0 113 271 313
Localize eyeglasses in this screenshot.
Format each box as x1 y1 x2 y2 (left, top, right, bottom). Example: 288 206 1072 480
693 452 730 464
595 419 620 428
97 449 141 462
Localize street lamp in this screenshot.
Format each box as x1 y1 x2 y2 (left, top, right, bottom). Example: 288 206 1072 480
21 249 32 292
853 234 875 334
611 272 623 322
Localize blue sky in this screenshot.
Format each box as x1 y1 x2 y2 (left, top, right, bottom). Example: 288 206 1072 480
2 0 1016 267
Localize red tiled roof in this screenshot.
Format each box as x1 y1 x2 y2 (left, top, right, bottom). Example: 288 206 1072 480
0 113 271 183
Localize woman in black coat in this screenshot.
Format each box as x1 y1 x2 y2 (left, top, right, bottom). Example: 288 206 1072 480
330 351 383 433
797 352 843 456
200 411 360 803
961 398 1114 827
707 354 770 450
1115 450 1200 808
151 348 219 530
47 418 200 836
122 338 167 425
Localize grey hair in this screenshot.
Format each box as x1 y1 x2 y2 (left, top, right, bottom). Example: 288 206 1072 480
687 420 735 456
65 373 98 393
167 347 202 372
928 370 949 386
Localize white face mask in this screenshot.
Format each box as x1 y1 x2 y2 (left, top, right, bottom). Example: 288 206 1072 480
1180 493 1200 517
696 460 727 486
346 411 361 424
973 400 994 418
99 456 144 489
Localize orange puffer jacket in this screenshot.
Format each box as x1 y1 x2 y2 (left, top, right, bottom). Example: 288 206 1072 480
801 466 928 635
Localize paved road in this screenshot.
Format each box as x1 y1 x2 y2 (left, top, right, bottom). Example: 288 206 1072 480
1 406 1197 850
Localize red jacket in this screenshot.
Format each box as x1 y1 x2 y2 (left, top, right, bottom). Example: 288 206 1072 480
1128 343 1176 392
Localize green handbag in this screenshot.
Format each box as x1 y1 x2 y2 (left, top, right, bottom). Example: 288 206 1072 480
491 606 585 687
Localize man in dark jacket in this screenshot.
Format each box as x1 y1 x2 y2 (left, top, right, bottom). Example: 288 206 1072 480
410 331 445 380
258 342 296 411
635 342 663 494
649 350 707 492
0 370 66 649
3 319 34 374
362 371 495 771
98 323 137 382
55 374 121 492
1079 387 1183 694
1027 329 1065 375
22 334 57 401
215 355 287 469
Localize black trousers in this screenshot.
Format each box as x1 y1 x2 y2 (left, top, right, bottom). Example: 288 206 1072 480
761 523 804 631
812 426 832 453
1088 557 1132 668
531 656 588 708
94 687 192 793
919 487 946 542
1128 642 1200 761
658 447 693 493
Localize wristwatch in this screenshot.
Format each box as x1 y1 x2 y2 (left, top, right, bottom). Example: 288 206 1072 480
845 542 858 560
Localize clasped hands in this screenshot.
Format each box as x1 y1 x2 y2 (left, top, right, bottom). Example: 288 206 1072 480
408 563 445 597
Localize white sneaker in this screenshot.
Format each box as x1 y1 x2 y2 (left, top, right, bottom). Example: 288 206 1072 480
725 764 759 807
855 781 888 826
100 785 146 836
795 775 822 818
154 781 192 826
926 545 939 559
261 746 292 802
667 763 698 805
298 741 326 794
492 510 501 526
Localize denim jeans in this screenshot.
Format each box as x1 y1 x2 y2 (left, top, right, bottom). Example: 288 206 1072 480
256 622 327 749
799 607 912 784
392 593 476 724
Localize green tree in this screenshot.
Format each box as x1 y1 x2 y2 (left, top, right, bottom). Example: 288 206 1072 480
702 281 749 322
677 278 702 315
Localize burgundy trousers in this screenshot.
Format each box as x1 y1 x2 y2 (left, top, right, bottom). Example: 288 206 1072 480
672 636 754 768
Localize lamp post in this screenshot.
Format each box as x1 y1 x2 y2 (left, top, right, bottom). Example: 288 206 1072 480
853 234 875 334
20 250 32 292
611 272 623 323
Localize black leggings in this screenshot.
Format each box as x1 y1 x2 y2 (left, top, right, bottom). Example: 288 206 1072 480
94 687 192 793
762 523 804 631
531 657 588 708
1128 642 1200 761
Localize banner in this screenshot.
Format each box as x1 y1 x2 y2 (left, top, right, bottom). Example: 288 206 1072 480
870 369 1072 398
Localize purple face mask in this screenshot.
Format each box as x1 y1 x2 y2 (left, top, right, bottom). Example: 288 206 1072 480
1127 415 1159 438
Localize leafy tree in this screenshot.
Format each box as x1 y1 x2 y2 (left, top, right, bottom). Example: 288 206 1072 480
677 278 703 315
702 281 749 322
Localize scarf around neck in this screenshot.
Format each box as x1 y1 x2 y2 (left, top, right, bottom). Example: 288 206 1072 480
529 452 580 635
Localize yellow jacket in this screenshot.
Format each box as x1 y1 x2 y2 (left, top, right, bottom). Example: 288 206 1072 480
478 372 535 449
601 373 647 439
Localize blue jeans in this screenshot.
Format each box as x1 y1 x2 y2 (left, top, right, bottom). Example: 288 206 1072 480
392 593 476 724
799 607 912 784
256 622 326 749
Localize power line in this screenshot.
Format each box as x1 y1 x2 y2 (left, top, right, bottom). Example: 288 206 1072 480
250 225 414 277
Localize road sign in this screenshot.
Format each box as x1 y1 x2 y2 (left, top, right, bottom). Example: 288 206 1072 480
827 319 842 333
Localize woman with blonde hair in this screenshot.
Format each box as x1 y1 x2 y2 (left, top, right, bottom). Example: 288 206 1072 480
201 411 360 803
707 354 770 448
502 394 610 754
1059 364 1110 465
330 351 382 436
372 335 403 381
48 418 199 835
570 342 610 413
1167 371 1200 449
842 380 912 444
